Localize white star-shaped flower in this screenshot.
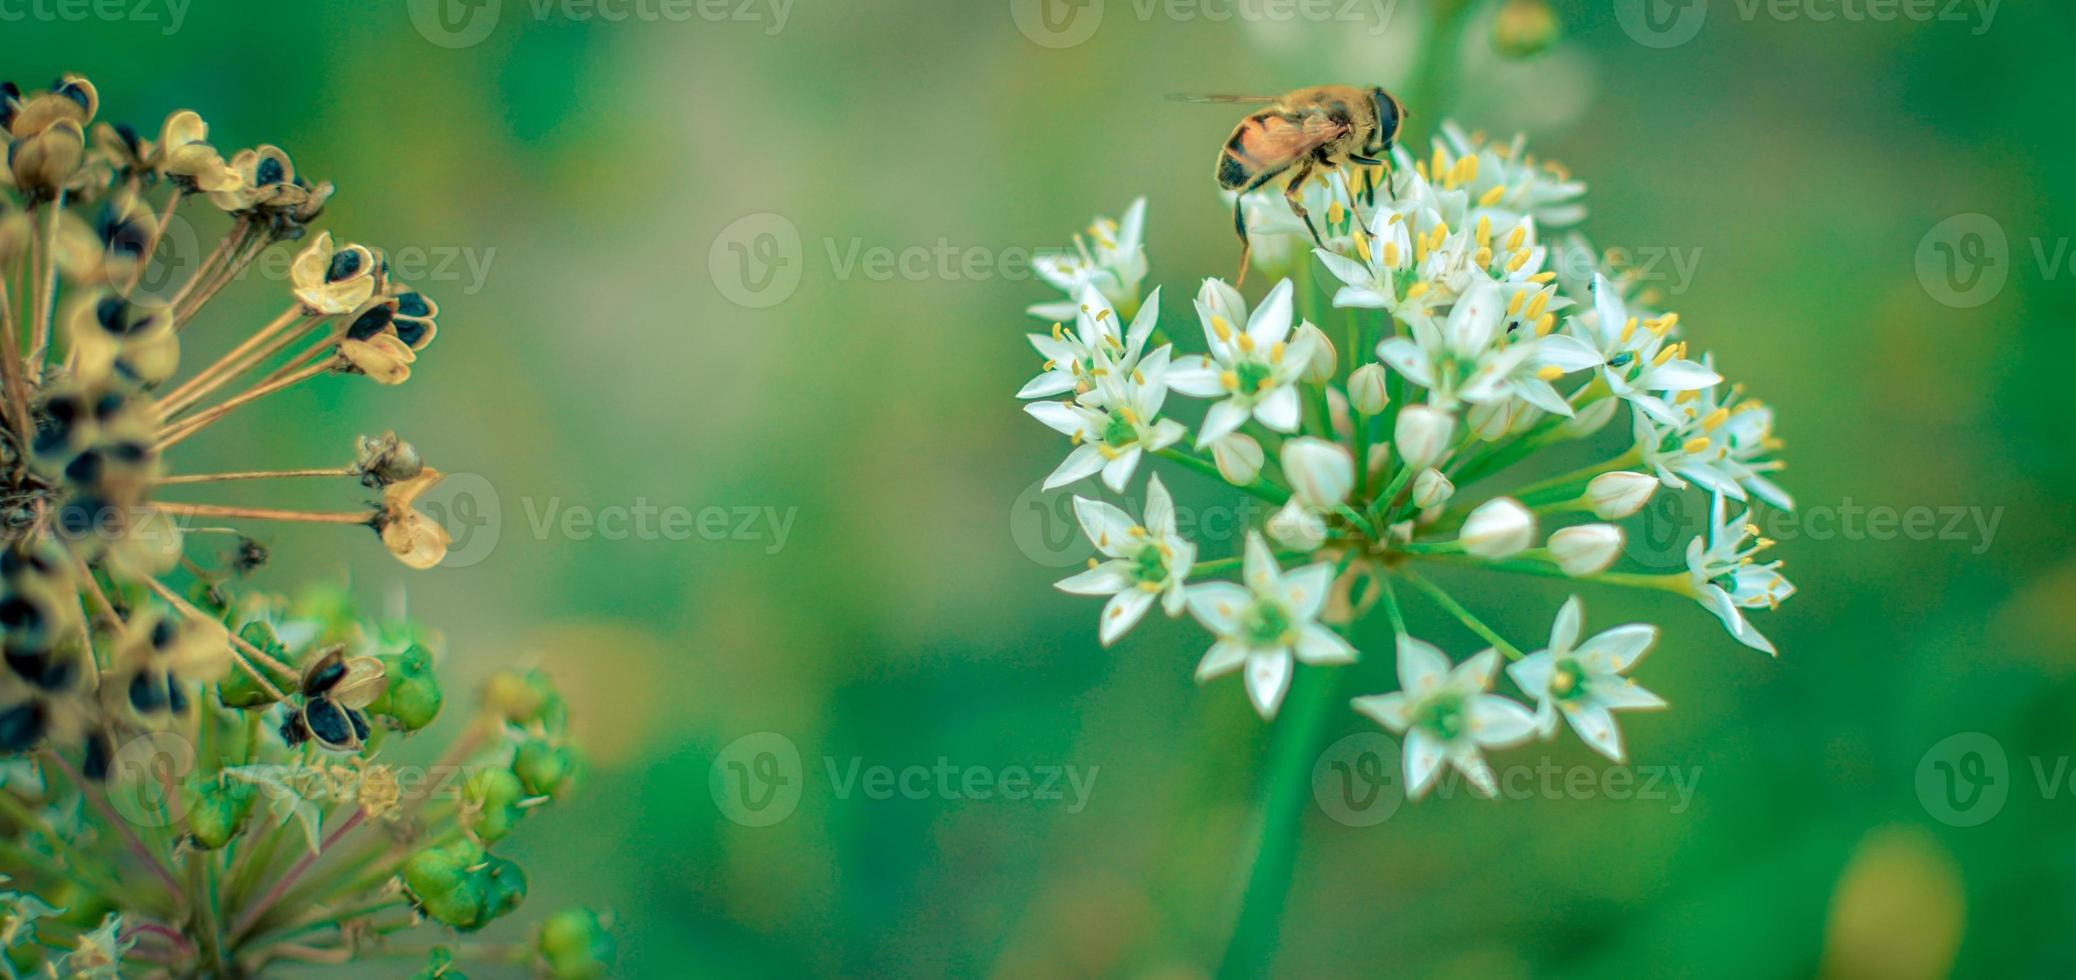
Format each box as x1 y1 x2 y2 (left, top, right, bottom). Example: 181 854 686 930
1166 279 1317 446
1017 284 1163 402
1507 596 1666 762
1028 197 1149 323
1025 346 1187 492
1538 275 1719 426
1352 637 1538 798
1376 279 1546 411
1686 493 1795 655
1185 531 1355 719
1055 475 1196 646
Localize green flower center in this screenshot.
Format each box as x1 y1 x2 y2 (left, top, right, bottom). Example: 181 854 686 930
1129 545 1167 585
1550 659 1587 701
1233 360 1274 395
1241 600 1294 648
1101 411 1139 448
1419 692 1466 742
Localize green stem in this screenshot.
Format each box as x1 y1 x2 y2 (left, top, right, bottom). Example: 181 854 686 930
1216 662 1347 979
1400 569 1524 660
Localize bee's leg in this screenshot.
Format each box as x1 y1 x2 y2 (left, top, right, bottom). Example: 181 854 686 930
1361 166 1377 208
1231 194 1253 288
1282 160 1323 246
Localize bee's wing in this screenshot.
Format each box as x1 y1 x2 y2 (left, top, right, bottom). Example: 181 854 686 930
1166 93 1282 105
1230 112 1348 172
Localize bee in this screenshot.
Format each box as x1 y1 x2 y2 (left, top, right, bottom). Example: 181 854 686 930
1171 85 1408 279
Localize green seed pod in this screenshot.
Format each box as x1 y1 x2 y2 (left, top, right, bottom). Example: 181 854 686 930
475 854 528 929
370 643 443 731
513 739 577 799
410 946 468 979
219 621 297 708
485 668 566 732
185 777 255 850
536 907 614 980
461 767 526 843
403 840 488 930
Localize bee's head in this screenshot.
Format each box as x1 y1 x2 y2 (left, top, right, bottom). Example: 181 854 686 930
1367 87 1405 155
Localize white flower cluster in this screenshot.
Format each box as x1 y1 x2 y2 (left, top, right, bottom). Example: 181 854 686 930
1017 126 1795 799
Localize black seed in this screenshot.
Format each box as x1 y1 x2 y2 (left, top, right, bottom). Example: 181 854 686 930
255 157 286 186
130 672 169 713
83 731 112 781
305 698 353 747
349 709 370 743
150 617 178 650
279 713 308 747
55 81 89 112
393 319 429 348
64 449 104 486
346 304 394 341
396 292 431 317
167 680 189 714
94 392 126 421
306 658 347 696
0 703 44 753
0 596 41 634
326 249 363 283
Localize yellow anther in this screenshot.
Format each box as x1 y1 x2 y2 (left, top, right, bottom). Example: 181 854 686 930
1095 308 1111 322
1477 215 1492 247
1506 290 1526 317
1137 581 1162 593
1475 247 1494 268
1619 317 1639 344
1256 376 1274 392
1525 289 1550 320
1405 282 1430 301
1383 242 1401 267
1536 365 1565 381
1681 436 1712 454
1354 232 1372 263
1702 407 1730 430
1119 407 1139 424
1478 184 1507 207
1506 249 1531 273
1270 341 1286 363
1529 271 1556 284
1131 369 1145 384
1652 344 1679 367
1043 359 1057 371
1211 316 1234 342
1237 334 1256 353
1086 557 1100 569
1097 445 1120 460
1129 525 1147 537
1388 212 1405 227
1328 201 1347 225
1220 370 1240 391
1505 225 1527 251
1534 313 1556 336
1051 322 1065 339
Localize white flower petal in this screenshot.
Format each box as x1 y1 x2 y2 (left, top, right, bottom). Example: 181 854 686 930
1244 652 1293 719
1055 563 1129 596
1099 589 1157 647
1295 623 1356 665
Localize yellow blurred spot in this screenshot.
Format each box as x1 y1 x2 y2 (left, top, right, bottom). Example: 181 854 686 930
1821 827 1963 980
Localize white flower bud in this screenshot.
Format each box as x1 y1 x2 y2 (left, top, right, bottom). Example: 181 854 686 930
1281 437 1354 508
1349 363 1389 415
1294 321 1337 383
1549 524 1623 576
1367 442 1391 481
1394 405 1456 470
1469 398 1538 442
1267 500 1327 550
1211 433 1264 485
1563 395 1619 437
1586 471 1658 519
1459 497 1535 559
1412 468 1454 509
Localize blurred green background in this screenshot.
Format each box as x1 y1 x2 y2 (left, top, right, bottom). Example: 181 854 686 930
14 0 2076 974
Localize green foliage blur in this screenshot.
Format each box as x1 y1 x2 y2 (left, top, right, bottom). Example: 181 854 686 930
11 0 2076 974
